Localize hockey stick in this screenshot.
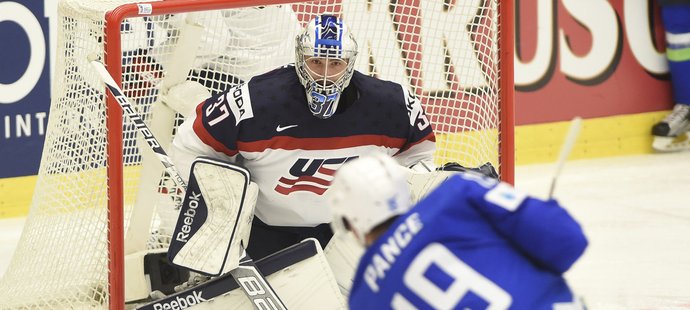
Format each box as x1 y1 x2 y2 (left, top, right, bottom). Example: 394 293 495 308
89 56 187 192
548 117 582 199
89 57 287 310
125 14 205 256
137 239 345 310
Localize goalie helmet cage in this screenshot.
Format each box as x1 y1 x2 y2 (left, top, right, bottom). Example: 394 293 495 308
0 0 513 309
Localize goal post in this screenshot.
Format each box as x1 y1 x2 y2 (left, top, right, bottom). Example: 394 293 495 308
0 0 514 309
102 2 307 307
499 0 515 185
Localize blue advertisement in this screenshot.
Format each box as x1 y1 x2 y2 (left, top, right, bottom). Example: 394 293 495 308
0 1 55 178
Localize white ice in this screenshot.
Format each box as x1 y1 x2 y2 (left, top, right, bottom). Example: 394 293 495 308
515 152 690 309
1 152 689 309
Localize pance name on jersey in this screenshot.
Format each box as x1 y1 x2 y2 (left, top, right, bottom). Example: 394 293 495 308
363 212 424 292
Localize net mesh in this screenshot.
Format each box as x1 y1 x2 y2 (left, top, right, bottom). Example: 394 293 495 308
0 0 507 308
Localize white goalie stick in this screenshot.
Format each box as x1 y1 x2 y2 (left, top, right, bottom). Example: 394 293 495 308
125 14 206 256
89 57 188 193
89 58 287 310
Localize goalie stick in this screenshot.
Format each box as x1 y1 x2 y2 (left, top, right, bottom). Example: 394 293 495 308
136 239 343 310
90 57 287 310
89 56 187 193
125 13 206 256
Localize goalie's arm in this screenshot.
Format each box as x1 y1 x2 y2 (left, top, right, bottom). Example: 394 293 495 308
457 175 589 274
171 118 238 181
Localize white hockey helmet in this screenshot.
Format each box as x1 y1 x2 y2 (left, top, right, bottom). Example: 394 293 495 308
295 15 358 119
328 153 412 246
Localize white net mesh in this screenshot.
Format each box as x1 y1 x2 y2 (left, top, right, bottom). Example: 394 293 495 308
0 0 508 308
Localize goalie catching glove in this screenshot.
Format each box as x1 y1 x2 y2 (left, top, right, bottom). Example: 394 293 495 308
408 162 498 203
438 162 499 179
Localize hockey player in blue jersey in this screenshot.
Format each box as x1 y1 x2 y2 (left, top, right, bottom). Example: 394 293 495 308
328 153 588 310
652 0 690 151
170 15 436 260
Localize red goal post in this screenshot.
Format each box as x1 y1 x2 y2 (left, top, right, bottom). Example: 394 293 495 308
0 0 513 309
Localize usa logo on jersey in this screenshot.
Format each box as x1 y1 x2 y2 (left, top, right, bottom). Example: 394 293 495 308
275 156 357 195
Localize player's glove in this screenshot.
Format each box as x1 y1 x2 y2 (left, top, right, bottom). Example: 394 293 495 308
437 162 499 179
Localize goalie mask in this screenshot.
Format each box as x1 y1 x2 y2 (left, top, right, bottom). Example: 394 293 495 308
328 153 411 246
295 15 358 119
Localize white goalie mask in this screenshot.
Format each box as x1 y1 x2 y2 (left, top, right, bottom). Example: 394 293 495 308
295 15 358 119
328 153 412 246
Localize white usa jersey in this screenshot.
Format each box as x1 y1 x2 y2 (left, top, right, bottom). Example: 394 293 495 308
172 66 435 226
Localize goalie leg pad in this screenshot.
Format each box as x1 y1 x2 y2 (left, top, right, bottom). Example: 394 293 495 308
323 232 365 296
167 157 258 276
137 239 346 310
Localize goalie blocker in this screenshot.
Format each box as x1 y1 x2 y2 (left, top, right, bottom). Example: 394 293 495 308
167 157 258 276
165 157 290 309
126 158 260 301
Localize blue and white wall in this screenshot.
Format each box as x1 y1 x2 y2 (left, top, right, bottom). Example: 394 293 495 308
0 1 58 217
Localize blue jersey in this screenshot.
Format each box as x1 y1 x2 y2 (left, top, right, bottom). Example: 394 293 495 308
349 173 588 310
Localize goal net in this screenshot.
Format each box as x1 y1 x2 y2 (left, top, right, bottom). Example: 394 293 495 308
0 0 513 308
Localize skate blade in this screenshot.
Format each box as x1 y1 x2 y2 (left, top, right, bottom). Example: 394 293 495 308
652 133 690 152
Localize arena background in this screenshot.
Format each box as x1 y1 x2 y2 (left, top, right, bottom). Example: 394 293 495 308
0 0 673 218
